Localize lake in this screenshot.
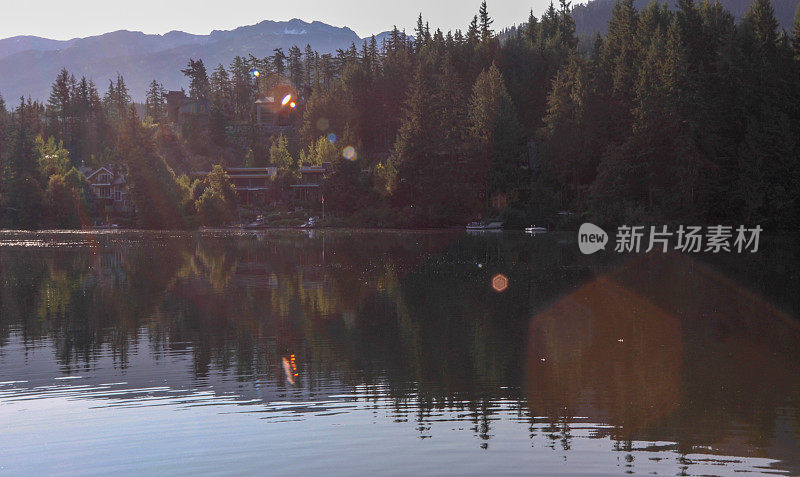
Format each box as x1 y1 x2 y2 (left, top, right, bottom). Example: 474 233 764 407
1 229 798 476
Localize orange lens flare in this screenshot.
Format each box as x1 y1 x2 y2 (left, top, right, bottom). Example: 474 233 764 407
492 274 509 292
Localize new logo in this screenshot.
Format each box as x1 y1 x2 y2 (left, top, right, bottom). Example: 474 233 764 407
578 223 608 254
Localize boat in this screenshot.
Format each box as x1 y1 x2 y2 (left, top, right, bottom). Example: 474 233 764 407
525 226 549 234
298 217 317 228
86 224 119 229
244 216 269 229
466 221 503 231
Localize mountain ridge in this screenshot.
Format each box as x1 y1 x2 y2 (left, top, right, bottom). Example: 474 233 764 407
0 19 384 102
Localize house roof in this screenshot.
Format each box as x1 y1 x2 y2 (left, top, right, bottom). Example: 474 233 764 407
298 166 327 174
85 166 113 181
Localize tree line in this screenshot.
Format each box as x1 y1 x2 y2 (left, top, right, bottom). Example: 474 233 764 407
1 0 798 229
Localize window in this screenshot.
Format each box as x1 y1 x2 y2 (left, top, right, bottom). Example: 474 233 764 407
115 191 121 201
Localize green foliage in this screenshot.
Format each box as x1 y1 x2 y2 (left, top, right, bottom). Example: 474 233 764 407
270 135 295 170
119 108 187 229
793 4 800 59
195 165 237 226
2 0 799 230
469 65 526 203
145 80 166 122
181 59 211 100
36 136 71 178
300 136 339 166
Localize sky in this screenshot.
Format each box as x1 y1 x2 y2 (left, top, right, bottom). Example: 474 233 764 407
1 0 559 40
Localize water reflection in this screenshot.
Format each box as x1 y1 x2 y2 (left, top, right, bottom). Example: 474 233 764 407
0 230 798 475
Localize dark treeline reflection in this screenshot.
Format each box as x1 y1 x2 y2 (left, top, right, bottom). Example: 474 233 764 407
0 230 798 469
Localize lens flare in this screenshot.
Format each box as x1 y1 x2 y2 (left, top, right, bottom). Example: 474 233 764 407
281 94 292 106
290 101 297 108
251 69 260 77
491 274 509 292
327 133 338 144
343 146 357 161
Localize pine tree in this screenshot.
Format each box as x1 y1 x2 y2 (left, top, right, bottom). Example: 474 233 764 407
145 80 166 122
391 64 434 208
269 135 294 170
287 46 304 87
468 65 524 204
479 1 494 42
181 59 210 99
210 64 232 117
744 0 779 54
47 68 72 141
558 0 578 48
272 48 287 76
467 16 480 45
791 3 800 59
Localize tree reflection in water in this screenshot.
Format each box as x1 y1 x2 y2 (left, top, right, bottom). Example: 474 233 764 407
0 229 798 474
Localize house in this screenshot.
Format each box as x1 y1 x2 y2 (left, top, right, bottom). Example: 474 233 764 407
165 90 210 124
191 166 278 206
82 165 133 213
290 162 331 202
254 81 299 129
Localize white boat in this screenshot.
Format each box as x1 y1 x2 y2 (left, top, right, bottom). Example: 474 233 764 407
299 217 317 228
245 216 268 229
525 226 548 234
466 221 503 231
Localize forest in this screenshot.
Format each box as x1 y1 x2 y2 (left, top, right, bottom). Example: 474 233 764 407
0 0 798 230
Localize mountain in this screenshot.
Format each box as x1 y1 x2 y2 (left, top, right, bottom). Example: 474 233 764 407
0 36 77 59
0 19 377 102
573 0 799 37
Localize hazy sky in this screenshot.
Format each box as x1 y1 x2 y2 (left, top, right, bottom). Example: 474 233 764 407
2 0 558 40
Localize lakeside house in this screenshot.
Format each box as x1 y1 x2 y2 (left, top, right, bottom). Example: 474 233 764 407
164 90 210 124
290 162 331 202
191 166 278 206
254 81 300 130
80 165 133 214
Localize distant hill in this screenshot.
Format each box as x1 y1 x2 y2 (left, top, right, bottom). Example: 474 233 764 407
573 0 799 37
0 19 385 102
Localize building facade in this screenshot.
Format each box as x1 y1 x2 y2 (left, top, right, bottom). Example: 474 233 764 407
191 166 278 206
81 166 133 214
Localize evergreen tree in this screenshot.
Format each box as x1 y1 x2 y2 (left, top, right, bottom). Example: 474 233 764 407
270 135 294 170
792 3 800 59
744 0 779 54
181 59 210 99
145 80 166 122
479 1 494 42
47 68 72 141
468 65 525 205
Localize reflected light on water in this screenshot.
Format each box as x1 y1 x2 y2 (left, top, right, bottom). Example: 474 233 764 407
0 230 797 475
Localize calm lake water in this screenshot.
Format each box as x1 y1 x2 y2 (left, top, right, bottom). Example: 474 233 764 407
1 229 798 476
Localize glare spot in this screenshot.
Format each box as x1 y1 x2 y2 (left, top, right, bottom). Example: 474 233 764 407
491 274 508 292
477 263 483 268
327 133 338 144
289 101 297 108
281 94 292 106
251 69 260 77
343 146 357 161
